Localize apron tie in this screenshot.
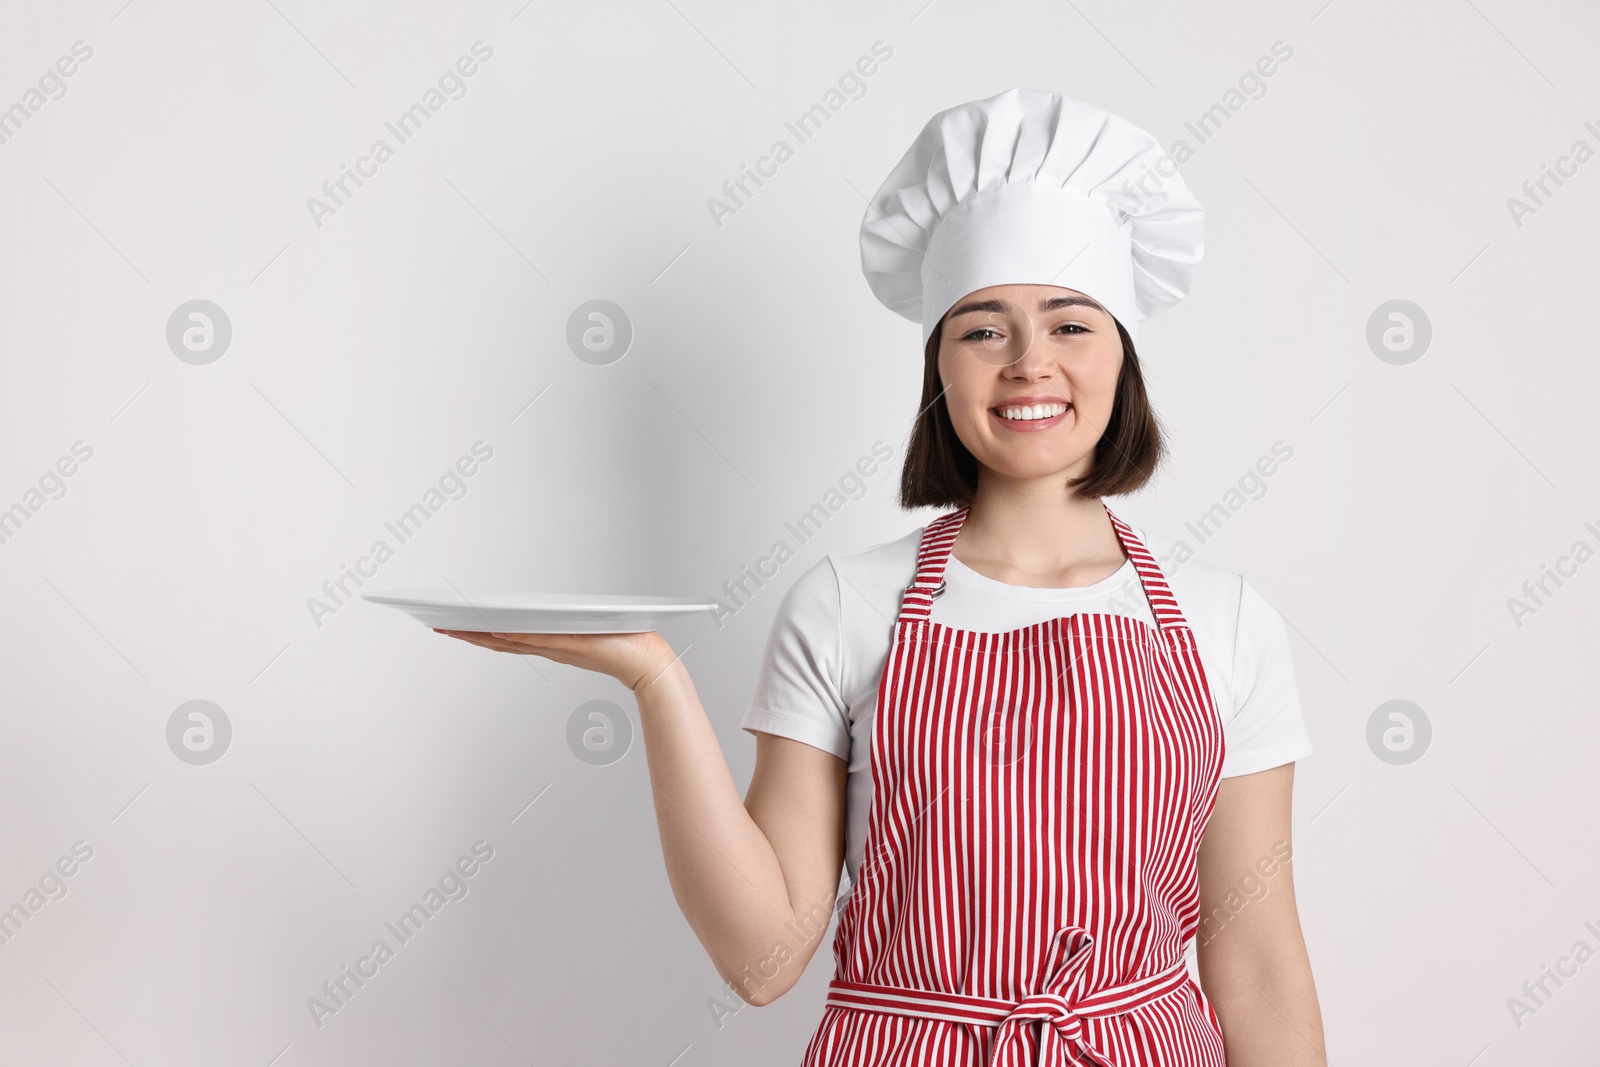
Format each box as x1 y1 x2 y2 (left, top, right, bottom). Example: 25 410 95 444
824 935 1191 1067
990 989 1113 1067
989 927 1111 1067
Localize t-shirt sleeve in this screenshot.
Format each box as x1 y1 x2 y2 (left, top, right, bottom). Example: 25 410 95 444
739 557 852 761
1218 575 1315 777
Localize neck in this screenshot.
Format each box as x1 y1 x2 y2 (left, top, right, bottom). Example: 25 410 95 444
955 477 1123 578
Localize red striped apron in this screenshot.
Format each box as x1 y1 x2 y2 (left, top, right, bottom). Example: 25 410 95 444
802 502 1227 1067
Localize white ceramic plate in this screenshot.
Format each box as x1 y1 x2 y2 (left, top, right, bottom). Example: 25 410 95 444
362 591 718 634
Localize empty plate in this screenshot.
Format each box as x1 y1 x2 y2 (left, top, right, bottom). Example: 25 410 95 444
363 591 719 634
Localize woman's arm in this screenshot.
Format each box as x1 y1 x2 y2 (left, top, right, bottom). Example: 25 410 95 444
633 649 847 1004
438 629 845 1005
1195 763 1327 1065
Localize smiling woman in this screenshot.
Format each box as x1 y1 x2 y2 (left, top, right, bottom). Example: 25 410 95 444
440 87 1324 1067
901 287 1162 509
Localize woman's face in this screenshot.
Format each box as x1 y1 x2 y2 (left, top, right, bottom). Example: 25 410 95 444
936 283 1124 487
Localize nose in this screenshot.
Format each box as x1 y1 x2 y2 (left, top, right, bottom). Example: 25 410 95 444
1003 318 1053 377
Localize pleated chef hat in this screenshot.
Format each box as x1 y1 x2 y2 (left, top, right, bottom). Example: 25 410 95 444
859 88 1204 347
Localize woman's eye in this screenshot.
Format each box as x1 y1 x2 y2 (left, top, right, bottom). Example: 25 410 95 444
959 322 1086 341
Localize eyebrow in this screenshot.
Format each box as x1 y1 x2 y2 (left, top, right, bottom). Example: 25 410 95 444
946 294 1108 319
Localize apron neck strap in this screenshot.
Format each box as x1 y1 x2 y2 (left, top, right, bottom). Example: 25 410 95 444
895 500 1191 631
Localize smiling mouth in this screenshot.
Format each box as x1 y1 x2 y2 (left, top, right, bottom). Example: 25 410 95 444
992 401 1071 422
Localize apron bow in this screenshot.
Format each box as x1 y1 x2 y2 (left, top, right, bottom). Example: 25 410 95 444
987 928 1118 1067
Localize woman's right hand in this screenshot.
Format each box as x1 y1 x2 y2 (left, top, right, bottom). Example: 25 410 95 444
434 628 680 691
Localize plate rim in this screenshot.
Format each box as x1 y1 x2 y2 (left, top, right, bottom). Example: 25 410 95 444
360 591 718 613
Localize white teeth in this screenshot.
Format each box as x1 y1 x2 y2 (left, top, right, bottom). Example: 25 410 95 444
997 403 1069 421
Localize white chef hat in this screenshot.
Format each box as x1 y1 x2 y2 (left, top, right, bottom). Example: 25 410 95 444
859 88 1204 347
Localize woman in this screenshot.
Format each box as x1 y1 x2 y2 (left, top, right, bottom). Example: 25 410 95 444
440 89 1326 1066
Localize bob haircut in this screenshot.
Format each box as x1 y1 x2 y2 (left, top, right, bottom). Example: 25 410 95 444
899 313 1165 509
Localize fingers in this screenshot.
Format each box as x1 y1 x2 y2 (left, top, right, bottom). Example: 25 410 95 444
489 631 551 644
430 629 626 676
432 630 594 667
492 631 589 652
433 629 543 655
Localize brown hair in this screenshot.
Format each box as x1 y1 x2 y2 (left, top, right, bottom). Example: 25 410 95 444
898 315 1165 509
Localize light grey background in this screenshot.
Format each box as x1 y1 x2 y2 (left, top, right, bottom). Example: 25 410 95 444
2 0 1597 1063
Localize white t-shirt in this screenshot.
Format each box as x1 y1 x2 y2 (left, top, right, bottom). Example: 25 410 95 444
740 521 1314 887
